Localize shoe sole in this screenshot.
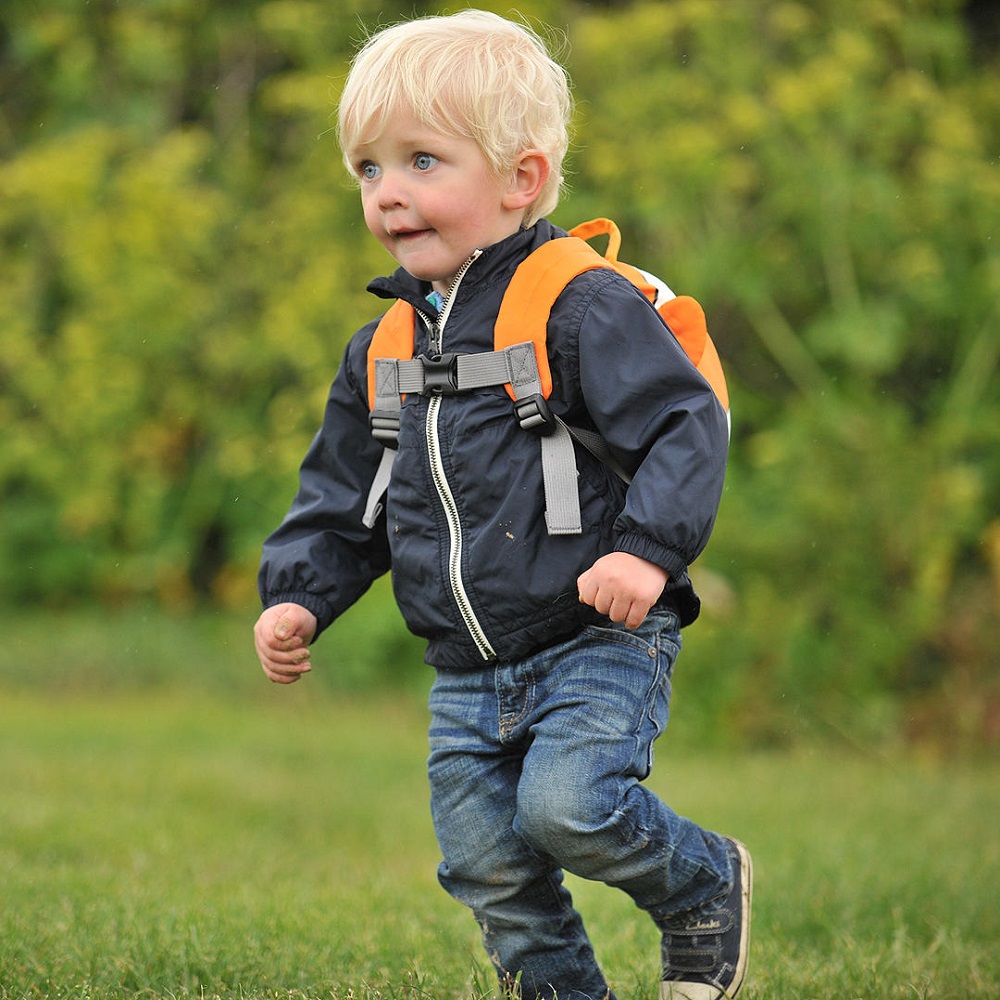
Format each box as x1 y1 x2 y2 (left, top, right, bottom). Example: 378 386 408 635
660 838 753 1000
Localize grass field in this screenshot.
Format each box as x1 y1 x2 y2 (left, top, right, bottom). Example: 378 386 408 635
0 609 997 999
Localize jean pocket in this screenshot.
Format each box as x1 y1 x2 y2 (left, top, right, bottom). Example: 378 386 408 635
583 610 679 656
583 621 659 659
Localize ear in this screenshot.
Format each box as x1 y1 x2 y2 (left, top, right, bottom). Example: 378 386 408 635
502 150 551 212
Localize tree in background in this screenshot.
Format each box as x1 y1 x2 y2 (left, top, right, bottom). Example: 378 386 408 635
0 0 996 747
563 0 999 747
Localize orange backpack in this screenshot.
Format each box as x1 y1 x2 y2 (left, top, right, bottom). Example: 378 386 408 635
362 218 729 534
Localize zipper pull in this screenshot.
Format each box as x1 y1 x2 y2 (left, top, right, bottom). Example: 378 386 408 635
424 290 446 352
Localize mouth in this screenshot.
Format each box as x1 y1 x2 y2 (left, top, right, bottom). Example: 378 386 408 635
391 228 432 242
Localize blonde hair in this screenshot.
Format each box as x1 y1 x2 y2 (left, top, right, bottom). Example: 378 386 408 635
337 9 572 225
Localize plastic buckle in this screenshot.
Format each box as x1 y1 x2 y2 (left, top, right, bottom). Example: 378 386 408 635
418 353 459 395
514 394 557 436
369 410 400 447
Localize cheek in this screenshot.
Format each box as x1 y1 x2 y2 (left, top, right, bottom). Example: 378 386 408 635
435 192 485 236
360 196 386 237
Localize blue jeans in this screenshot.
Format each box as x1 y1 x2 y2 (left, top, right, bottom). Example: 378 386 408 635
427 613 732 1000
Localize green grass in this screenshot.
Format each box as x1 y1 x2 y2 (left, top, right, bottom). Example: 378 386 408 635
0 609 997 998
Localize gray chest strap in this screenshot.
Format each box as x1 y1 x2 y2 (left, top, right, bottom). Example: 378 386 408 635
363 342 584 535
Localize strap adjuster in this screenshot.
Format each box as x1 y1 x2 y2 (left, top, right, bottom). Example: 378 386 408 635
369 410 400 447
418 353 460 395
514 393 557 436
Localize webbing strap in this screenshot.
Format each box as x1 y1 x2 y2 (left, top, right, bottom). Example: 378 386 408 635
566 425 633 486
364 430 582 535
376 344 550 397
362 446 396 528
361 343 583 533
386 343 546 397
364 356 404 529
541 421 582 534
462 344 583 532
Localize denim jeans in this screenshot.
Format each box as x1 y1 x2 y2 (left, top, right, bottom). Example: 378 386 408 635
427 612 733 1000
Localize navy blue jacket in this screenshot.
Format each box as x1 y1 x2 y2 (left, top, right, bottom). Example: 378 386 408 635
258 220 729 669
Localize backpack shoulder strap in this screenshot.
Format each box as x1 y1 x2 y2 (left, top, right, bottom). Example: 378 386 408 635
361 300 415 529
367 299 416 409
493 234 612 401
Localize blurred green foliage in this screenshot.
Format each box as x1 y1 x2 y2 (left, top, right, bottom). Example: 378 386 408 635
1 0 997 748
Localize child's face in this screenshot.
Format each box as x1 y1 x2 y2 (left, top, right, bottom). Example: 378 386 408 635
349 109 526 294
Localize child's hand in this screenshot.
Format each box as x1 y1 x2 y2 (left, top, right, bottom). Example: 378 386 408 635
577 553 669 630
253 603 318 684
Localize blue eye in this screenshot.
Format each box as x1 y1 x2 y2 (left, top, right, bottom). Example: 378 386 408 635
360 162 380 180
414 153 438 171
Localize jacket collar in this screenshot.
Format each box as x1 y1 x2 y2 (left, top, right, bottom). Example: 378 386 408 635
366 219 566 317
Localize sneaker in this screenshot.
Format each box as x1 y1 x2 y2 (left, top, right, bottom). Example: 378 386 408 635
659 837 753 1000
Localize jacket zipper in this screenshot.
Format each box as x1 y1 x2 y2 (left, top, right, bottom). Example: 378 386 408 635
426 253 496 660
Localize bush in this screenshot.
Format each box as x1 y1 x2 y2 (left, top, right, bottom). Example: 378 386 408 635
0 0 996 747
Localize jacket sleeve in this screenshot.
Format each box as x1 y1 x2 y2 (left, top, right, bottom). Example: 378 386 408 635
257 327 392 637
571 271 730 580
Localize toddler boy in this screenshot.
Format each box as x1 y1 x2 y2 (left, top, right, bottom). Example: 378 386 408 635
254 10 750 1000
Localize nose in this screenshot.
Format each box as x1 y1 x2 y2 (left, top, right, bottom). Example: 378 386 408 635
376 168 408 211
